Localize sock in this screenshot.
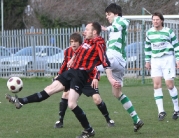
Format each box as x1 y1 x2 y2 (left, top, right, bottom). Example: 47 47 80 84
72 105 92 131
168 86 179 111
154 88 164 113
118 94 139 124
97 101 111 122
18 90 50 104
59 98 68 123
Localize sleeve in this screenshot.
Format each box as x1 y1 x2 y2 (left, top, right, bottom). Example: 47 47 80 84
93 67 100 80
58 49 68 74
170 29 179 60
96 41 111 69
88 67 100 81
107 19 129 32
144 31 152 62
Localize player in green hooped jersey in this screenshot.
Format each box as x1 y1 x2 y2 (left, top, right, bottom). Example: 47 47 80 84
101 3 144 132
145 12 179 121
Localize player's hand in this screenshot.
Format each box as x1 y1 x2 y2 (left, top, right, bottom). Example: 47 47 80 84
67 59 73 68
145 62 151 70
176 61 179 69
91 79 98 89
108 78 121 88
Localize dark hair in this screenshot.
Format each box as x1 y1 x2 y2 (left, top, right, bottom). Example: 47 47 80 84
91 22 101 35
152 12 164 27
105 3 122 16
70 33 82 45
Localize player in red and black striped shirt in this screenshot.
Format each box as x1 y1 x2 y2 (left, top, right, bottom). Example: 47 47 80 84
54 33 115 129
5 22 120 138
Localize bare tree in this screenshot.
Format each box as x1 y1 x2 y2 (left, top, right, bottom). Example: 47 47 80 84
25 0 178 28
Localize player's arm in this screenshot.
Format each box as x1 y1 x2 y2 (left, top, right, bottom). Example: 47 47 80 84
53 50 68 81
170 29 179 68
91 67 100 89
97 43 120 88
67 54 76 68
145 32 152 70
67 45 81 68
101 20 129 32
58 50 68 74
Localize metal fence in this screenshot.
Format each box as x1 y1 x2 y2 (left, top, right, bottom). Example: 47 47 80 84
0 21 179 78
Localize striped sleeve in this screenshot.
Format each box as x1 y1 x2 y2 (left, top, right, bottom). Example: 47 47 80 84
145 31 152 62
58 49 69 74
107 18 129 32
96 41 110 68
170 29 179 60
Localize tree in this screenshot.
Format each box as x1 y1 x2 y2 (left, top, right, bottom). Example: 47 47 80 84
1 0 28 30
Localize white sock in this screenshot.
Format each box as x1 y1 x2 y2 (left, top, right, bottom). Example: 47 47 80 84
154 88 164 114
168 86 179 112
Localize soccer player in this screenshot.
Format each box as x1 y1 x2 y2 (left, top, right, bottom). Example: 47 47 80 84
101 3 144 132
145 12 179 121
54 32 115 128
5 22 120 138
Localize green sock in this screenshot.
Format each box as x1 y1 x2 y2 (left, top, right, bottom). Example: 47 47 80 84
118 94 139 124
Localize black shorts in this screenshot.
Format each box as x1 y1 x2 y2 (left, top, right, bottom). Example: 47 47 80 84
56 69 88 95
62 81 100 97
82 82 100 97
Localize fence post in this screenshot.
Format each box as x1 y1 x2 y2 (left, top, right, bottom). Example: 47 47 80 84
141 8 145 84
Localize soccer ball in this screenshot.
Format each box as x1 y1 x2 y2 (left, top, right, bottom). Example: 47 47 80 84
7 77 23 93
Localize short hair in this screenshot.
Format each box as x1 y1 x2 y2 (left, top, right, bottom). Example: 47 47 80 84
105 3 122 17
152 12 164 27
91 22 101 35
70 33 82 45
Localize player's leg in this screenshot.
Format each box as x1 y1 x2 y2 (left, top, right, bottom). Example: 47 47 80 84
165 79 179 120
54 91 69 128
82 83 114 126
107 53 143 132
151 56 167 121
113 86 143 132
5 71 71 109
163 55 179 120
68 88 95 138
152 77 166 120
5 80 65 109
92 93 115 127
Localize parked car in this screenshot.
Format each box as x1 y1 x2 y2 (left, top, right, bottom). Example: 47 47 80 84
7 47 22 54
125 42 143 69
0 46 12 58
0 46 63 76
46 51 64 74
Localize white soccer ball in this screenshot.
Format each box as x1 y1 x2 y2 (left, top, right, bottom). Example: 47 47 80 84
7 77 23 93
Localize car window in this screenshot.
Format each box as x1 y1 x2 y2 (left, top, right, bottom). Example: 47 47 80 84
55 48 62 54
0 48 11 56
42 47 60 56
15 47 42 56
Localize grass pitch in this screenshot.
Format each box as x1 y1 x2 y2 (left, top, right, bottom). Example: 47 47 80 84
0 76 179 138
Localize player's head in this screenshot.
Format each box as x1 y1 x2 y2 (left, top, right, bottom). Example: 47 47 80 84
152 12 164 28
105 3 122 24
83 22 101 39
70 33 82 51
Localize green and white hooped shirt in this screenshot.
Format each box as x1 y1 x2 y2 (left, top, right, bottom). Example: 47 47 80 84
145 27 179 62
106 16 130 67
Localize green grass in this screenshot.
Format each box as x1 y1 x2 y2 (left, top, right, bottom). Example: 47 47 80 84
1 76 179 138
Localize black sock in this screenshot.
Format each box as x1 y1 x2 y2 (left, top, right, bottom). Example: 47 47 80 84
72 105 92 131
18 90 50 104
97 101 111 122
59 98 68 123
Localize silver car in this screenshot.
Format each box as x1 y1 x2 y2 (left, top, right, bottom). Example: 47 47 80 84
0 46 12 58
46 52 64 74
0 46 63 76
